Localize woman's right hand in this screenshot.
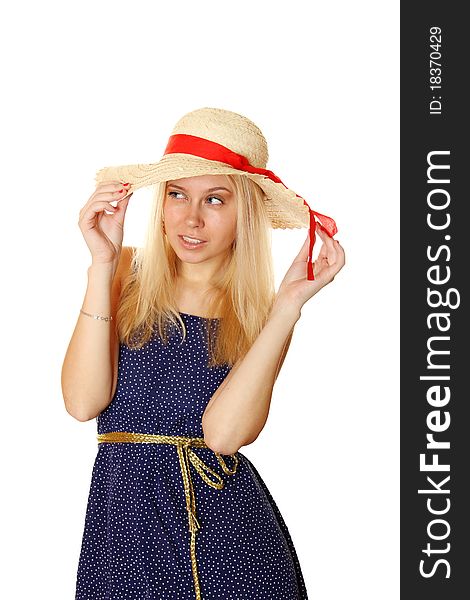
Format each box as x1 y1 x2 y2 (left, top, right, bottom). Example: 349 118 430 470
78 181 133 266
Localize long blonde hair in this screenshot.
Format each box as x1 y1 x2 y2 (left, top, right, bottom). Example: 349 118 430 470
117 173 277 367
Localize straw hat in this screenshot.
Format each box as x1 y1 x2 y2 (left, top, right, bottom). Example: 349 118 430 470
94 107 338 280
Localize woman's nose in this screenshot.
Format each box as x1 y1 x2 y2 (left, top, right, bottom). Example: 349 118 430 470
184 205 204 226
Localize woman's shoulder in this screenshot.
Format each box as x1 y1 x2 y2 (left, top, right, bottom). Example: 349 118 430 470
113 246 136 290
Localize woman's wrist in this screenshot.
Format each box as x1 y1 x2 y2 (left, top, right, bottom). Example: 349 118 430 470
269 297 302 324
88 260 117 280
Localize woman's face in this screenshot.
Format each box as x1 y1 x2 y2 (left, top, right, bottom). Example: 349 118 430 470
163 174 237 269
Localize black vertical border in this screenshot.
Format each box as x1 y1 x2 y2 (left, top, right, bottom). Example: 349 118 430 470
401 3 468 598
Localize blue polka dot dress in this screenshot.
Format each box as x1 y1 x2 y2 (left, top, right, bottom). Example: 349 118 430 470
75 312 308 599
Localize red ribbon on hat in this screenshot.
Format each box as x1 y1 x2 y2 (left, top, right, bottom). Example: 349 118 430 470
163 133 338 280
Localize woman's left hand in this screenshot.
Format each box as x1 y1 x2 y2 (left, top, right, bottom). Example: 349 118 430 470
275 221 346 312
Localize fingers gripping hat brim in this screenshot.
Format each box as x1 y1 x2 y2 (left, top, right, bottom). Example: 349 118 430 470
95 153 310 230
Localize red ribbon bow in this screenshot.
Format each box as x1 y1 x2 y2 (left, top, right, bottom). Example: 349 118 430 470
163 133 338 280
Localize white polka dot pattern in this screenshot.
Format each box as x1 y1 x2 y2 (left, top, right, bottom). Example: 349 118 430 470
75 312 308 599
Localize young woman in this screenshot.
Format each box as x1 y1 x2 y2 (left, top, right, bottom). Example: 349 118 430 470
62 107 344 599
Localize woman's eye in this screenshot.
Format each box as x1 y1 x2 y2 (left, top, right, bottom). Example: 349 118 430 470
167 191 223 205
206 196 223 205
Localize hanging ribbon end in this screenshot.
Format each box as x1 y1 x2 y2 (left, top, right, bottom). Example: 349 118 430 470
307 260 315 281
306 207 316 281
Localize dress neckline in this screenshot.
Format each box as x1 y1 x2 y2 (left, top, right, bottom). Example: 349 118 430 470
179 311 220 320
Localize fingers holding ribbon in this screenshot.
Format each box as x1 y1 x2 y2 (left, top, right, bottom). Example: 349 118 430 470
313 221 345 283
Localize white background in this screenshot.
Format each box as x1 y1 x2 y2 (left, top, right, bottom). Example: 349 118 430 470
1 1 399 598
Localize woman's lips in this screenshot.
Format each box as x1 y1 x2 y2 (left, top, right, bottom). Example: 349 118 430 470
178 235 208 249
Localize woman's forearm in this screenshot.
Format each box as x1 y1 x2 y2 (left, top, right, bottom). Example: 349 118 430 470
61 262 117 421
201 303 301 455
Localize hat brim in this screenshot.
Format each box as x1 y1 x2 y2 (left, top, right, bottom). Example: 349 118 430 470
95 154 309 229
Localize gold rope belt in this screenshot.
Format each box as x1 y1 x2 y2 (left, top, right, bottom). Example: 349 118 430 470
96 431 239 600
